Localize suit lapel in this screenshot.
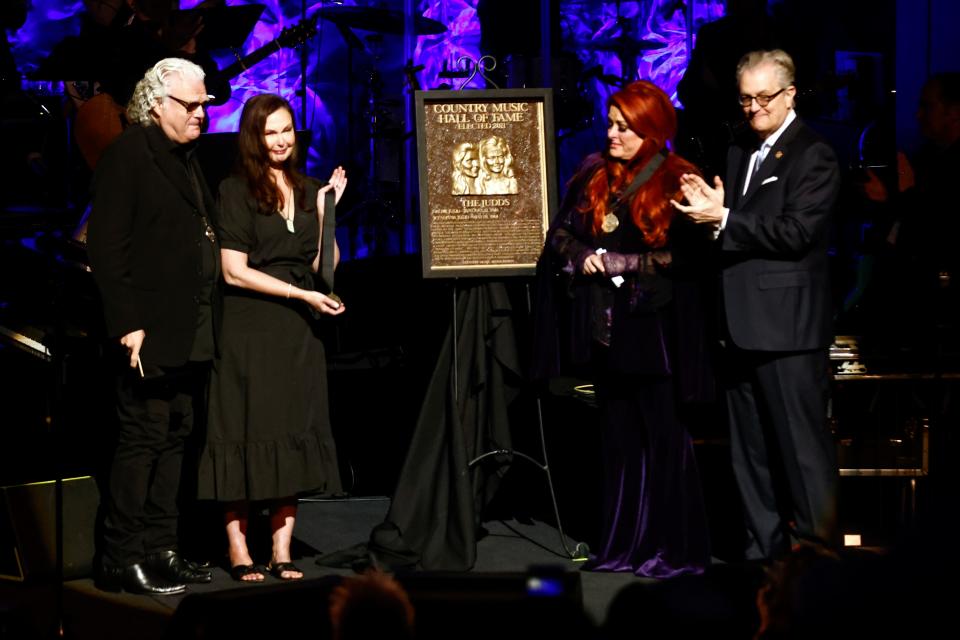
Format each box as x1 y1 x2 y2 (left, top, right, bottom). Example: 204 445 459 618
145 127 199 210
739 117 803 205
727 145 750 208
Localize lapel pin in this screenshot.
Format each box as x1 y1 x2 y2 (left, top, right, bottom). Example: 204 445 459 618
775 150 784 159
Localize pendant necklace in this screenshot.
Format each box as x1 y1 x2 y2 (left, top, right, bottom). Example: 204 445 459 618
281 211 295 233
279 185 295 233
601 212 620 233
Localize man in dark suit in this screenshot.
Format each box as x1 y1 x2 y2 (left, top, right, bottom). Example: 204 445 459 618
672 49 840 560
87 57 219 594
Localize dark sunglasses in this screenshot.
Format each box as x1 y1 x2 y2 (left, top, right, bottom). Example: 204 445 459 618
167 95 214 113
738 87 786 108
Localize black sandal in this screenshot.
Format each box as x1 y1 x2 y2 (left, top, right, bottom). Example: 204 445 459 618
230 564 267 582
267 562 303 581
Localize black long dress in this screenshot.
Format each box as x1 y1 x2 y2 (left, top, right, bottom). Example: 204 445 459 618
197 175 341 502
535 155 712 577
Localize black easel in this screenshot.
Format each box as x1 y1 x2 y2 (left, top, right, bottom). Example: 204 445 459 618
439 55 586 560
455 280 589 560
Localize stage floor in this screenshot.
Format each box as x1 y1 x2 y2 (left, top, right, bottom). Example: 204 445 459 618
22 489 942 639
53 497 656 639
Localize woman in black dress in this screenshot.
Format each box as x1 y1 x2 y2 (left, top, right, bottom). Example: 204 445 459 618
198 94 346 581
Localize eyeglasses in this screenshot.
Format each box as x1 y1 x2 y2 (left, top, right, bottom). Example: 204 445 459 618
167 95 214 113
738 88 786 108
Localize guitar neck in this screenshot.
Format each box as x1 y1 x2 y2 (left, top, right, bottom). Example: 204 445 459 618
217 40 284 82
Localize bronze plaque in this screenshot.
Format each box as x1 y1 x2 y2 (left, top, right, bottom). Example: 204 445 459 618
415 89 558 278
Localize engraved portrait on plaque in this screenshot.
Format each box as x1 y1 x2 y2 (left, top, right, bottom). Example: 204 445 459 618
416 89 559 278
476 135 519 195
451 142 480 195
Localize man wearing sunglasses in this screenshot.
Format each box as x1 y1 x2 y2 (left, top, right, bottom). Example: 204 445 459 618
673 49 840 561
87 57 220 594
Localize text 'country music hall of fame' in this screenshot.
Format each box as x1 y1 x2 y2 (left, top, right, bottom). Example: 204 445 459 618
416 91 557 278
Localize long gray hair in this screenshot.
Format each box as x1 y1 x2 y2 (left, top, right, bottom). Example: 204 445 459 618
126 58 206 126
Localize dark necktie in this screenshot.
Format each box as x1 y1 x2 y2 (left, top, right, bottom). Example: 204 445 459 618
753 143 769 177
744 142 768 196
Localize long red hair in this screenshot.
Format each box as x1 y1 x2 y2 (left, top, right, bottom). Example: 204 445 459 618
576 80 700 247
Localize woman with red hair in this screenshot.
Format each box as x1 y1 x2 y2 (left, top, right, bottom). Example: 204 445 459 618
537 80 711 577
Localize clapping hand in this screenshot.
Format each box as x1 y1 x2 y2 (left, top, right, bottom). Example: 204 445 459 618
671 173 726 226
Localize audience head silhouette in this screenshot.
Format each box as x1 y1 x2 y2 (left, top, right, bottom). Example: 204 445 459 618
329 569 415 640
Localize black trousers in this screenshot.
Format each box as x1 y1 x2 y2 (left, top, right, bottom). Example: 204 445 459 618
102 362 208 567
724 346 837 560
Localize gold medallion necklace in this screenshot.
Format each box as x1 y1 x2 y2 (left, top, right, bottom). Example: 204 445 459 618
601 149 669 235
601 212 620 233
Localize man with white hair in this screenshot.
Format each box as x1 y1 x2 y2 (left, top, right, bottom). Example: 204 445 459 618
87 57 219 594
673 49 841 560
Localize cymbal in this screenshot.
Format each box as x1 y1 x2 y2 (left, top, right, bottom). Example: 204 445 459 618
579 36 667 56
317 6 446 36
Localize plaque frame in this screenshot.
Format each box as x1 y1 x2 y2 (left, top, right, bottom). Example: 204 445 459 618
415 88 558 278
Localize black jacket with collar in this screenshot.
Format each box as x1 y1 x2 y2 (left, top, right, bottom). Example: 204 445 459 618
719 116 840 351
87 123 221 368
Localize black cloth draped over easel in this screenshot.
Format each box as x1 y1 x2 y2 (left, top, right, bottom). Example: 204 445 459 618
318 281 524 571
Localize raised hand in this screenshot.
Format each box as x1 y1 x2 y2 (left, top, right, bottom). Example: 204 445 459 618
317 166 348 211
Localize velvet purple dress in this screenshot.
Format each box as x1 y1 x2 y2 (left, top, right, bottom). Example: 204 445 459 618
536 154 711 578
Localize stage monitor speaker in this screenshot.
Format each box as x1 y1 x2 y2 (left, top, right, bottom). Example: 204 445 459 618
0 476 99 582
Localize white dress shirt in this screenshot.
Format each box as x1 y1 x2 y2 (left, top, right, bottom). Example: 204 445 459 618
717 108 798 234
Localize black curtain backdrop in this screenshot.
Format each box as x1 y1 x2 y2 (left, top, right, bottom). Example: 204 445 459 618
320 281 523 571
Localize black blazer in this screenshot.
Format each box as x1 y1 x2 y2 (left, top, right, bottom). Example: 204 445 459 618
719 117 840 351
87 124 221 368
